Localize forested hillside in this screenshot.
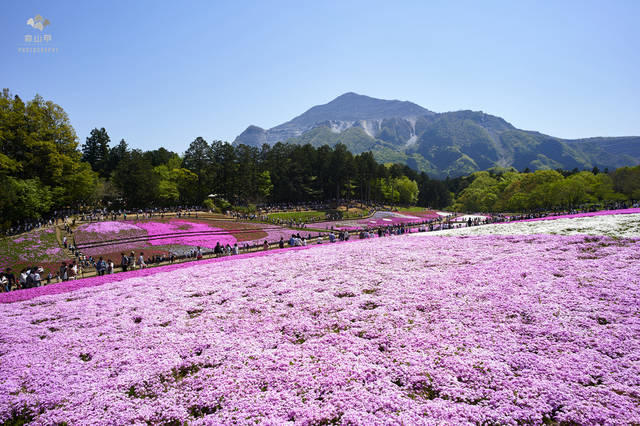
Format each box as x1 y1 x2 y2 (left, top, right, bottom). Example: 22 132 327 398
235 93 640 177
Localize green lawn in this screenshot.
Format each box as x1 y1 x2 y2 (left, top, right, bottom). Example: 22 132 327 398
267 211 328 222
398 206 431 212
340 208 369 219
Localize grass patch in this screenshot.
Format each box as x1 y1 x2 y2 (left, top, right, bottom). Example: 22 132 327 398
0 228 70 276
268 211 327 222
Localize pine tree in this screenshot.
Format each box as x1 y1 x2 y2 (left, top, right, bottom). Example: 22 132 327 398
82 127 111 177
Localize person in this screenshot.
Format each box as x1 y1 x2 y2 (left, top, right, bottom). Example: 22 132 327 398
263 240 269 251
214 242 222 256
33 268 42 286
279 237 284 249
46 272 52 285
1 274 9 292
4 268 15 291
69 262 78 280
96 257 105 276
19 269 28 288
120 252 129 272
232 243 239 255
138 252 146 269
107 259 114 274
26 269 35 288
196 246 203 260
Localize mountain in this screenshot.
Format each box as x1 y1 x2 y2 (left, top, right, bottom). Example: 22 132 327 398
235 92 433 146
234 93 640 178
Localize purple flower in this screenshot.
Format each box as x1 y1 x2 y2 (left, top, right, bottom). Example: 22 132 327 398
0 232 638 424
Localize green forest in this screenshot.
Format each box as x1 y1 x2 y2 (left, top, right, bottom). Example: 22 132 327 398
1 91 639 229
451 167 640 212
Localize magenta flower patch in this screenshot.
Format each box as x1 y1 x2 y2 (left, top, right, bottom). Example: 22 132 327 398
134 220 237 249
1 234 639 424
315 211 429 230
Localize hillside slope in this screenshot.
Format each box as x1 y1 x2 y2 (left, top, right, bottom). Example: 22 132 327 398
234 93 640 177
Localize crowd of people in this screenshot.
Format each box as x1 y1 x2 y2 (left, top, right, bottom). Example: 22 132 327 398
1 267 55 292
1 211 477 293
2 200 638 293
3 214 70 237
80 206 206 223
2 206 211 238
255 201 332 213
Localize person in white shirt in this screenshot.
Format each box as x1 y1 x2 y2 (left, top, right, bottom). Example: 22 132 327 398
138 252 146 269
0 275 8 292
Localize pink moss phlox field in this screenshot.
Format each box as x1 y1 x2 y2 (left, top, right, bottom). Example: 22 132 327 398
1 234 639 424
0 245 318 304
512 207 640 223
243 225 306 245
75 221 238 255
44 248 62 256
80 222 142 233
134 220 237 248
315 211 429 230
74 221 149 255
400 210 441 220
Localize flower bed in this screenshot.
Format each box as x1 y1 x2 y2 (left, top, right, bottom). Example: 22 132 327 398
1 232 639 424
135 220 237 249
74 220 295 256
74 221 149 256
451 214 491 222
511 207 640 223
314 211 427 231
398 210 441 220
426 212 640 238
0 228 70 273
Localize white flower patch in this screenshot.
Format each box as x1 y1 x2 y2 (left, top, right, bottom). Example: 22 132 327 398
415 213 640 238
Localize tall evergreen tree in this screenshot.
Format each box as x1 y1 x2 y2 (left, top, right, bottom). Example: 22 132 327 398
105 139 129 177
82 127 111 177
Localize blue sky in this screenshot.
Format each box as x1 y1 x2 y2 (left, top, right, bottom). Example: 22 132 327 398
2 1 639 153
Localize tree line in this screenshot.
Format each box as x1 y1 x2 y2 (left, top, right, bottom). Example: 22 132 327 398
2 91 639 229
83 132 449 209
450 167 640 212
0 91 450 228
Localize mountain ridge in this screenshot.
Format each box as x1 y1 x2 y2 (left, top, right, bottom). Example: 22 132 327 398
234 93 640 178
